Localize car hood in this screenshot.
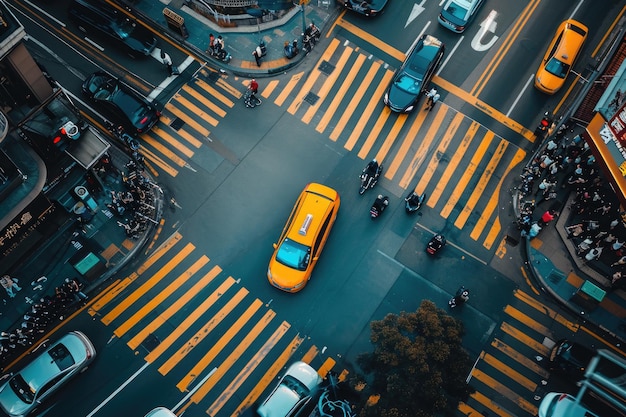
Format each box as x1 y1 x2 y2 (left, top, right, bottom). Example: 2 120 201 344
268 257 308 292
386 83 420 112
0 381 30 417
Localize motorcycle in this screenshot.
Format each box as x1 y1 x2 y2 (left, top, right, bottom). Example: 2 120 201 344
370 195 389 219
302 24 321 53
449 286 469 308
359 162 383 195
426 233 446 255
534 111 552 136
284 39 299 59
405 191 426 214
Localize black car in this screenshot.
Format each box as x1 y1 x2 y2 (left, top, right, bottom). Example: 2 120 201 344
82 72 160 134
548 339 595 380
343 0 388 17
68 0 157 58
383 34 445 112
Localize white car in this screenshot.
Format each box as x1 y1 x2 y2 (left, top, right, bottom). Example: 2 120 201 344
538 393 599 417
0 331 95 417
144 407 176 417
257 361 322 417
438 0 485 33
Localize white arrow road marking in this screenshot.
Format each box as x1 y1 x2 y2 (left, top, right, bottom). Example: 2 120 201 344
471 9 499 51
405 0 426 28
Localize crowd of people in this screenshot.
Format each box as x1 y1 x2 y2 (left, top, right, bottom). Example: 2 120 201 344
517 123 626 291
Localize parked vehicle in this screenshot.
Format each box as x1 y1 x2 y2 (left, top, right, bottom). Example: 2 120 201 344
426 234 446 255
82 71 160 135
68 0 157 58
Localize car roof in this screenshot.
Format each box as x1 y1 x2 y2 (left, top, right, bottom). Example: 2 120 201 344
554 19 588 64
286 183 338 246
408 35 443 75
539 393 599 417
258 362 321 417
144 407 176 417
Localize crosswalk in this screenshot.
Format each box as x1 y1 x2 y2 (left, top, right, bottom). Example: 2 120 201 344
88 231 341 416
138 36 527 249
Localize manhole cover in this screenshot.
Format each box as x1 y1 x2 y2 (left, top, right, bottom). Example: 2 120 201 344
319 61 334 75
304 92 319 105
505 235 519 246
170 117 185 130
547 270 566 284
141 333 161 352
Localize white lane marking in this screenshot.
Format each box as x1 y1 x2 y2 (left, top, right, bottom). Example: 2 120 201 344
86 362 150 417
22 0 66 27
506 74 535 117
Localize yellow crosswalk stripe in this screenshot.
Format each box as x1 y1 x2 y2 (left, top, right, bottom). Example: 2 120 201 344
127 265 222 350
491 338 550 378
458 402 484 417
144 277 237 364
317 357 336 378
514 289 580 332
114 256 209 337
300 345 319 363
142 135 188 167
165 105 210 138
193 78 235 108
500 322 550 356
472 369 538 415
469 387 520 417
374 113 408 163
185 310 276 399
231 334 305 417
399 106 450 189
275 72 304 107
206 321 291 416
171 95 219 126
481 352 537 392
344 69 394 151
101 243 195 325
329 61 381 141
159 286 251 375
139 146 180 177
181 84 227 118
356 106 392 159
216 77 241 98
385 105 429 180
504 305 554 337
149 126 195 156
288 38 341 115
439 131 493 217
316 52 366 133
262 79 279 98
158 115 204 148
454 134 504 229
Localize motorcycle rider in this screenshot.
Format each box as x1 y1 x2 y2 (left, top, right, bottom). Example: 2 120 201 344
363 158 380 178
405 192 421 207
214 35 226 59
371 195 389 218
449 287 469 308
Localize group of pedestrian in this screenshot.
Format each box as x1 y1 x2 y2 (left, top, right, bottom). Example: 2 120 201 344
425 87 440 111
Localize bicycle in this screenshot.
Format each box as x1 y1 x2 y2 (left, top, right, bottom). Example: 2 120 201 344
243 88 262 108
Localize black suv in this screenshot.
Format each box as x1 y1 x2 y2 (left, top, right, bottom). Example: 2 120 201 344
549 339 595 380
68 0 157 58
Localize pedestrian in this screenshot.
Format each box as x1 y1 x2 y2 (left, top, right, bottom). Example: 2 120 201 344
0 275 21 298
253 48 261 66
611 255 626 267
249 78 258 95
64 278 88 302
161 50 174 76
207 33 215 54
539 209 556 226
426 93 440 111
425 87 437 107
585 246 603 262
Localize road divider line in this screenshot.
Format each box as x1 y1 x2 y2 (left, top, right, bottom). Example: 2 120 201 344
206 321 291 416
231 334 305 417
159 286 249 376
127 265 222 350
145 277 237 364
335 18 405 62
86 362 150 417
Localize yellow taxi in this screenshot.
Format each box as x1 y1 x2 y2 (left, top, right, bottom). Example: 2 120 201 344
267 183 340 292
534 19 588 94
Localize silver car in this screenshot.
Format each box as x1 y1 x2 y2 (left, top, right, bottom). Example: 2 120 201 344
257 361 322 417
0 331 96 417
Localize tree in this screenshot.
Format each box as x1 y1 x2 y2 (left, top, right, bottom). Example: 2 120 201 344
356 300 474 417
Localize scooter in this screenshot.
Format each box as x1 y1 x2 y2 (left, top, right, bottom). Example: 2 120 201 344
534 111 552 136
405 191 425 213
426 234 446 255
359 163 383 195
449 286 469 308
370 195 389 219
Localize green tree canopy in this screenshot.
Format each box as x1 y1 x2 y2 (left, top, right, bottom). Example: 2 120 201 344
357 300 474 417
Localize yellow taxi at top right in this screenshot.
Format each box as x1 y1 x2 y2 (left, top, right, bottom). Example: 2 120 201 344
534 19 588 95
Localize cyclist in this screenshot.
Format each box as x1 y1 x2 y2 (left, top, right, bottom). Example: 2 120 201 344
249 79 258 95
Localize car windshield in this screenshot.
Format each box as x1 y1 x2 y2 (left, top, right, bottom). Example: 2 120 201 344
282 375 310 398
545 57 570 78
446 2 468 19
48 343 75 371
394 73 421 94
112 18 136 40
9 374 34 404
276 238 310 271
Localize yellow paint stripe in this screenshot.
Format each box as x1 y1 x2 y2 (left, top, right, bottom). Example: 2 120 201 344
165 104 211 137
423 121 478 205
127 265 222 350
102 243 195 325
206 321 291 416
356 107 392 159
345 69 395 151
385 107 429 181
141 135 188 167
114 256 209 337
186 309 276 398
262 80 279 98
330 61 380 141
434 76 534 142
301 345 319 364
160 286 249 375
303 46 354 124
471 370 537 415
275 72 304 107
335 18 404 62
317 357 336 379
472 148 526 243
500 322 549 356
470 391 515 417
139 146 179 177
338 369 349 382
482 220 501 250
491 338 550 378
439 131 493 218
149 126 195 157
288 39 341 115
215 78 241 98
193 79 235 108
138 231 183 273
231 334 304 417
145 277 236 364
404 112 463 187
514 289 580 332
579 325 626 355
159 115 205 147
172 95 219 126
471 0 541 97
482 352 537 392
399 106 450 189
592 5 626 58
454 136 506 229
181 84 227 118
316 53 366 133
458 402 484 417
374 113 408 163
88 278 121 316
